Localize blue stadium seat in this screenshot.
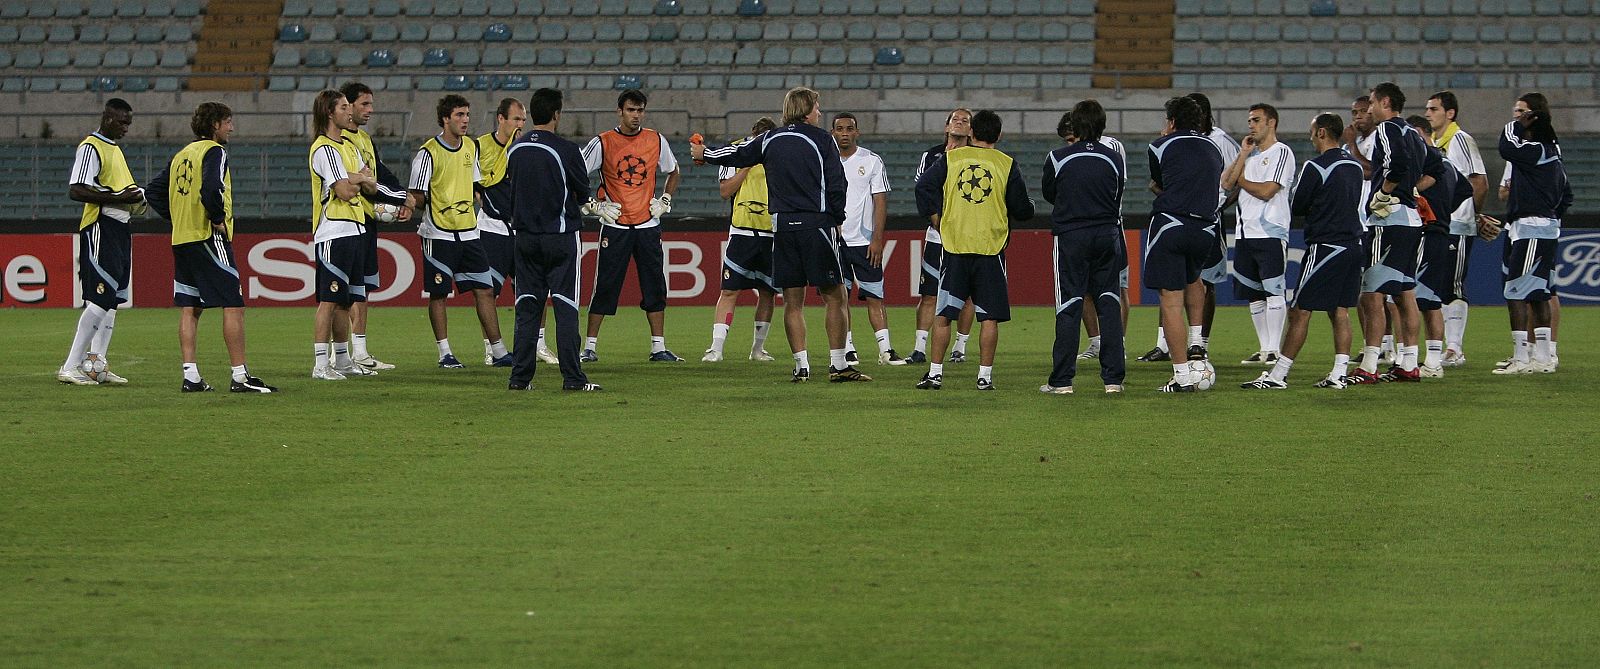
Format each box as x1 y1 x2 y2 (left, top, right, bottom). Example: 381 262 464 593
1229 0 1253 13
1506 24 1535 41
1394 24 1421 41
877 21 902 38
1175 0 1202 13
1200 23 1225 41
1506 0 1533 13
1070 22 1093 40
159 46 186 68
1564 47 1589 64
737 0 767 14
41 49 71 69
1199 47 1223 65
1013 0 1040 14
762 46 790 64
1365 46 1392 65
266 75 295 91
47 25 76 43
1477 46 1505 65
1565 0 1590 13
932 46 958 65
55 1 86 17
397 46 425 66
1174 24 1200 41
74 49 103 67
166 24 193 42
1042 22 1068 40
368 49 397 66
454 46 480 65
477 44 507 65
990 0 1015 15
1252 45 1280 65
308 24 336 42
905 21 931 39
428 24 456 41
335 47 363 67
508 46 536 65
903 45 931 64
1396 0 1422 12
1308 47 1334 65
1479 0 1505 13
736 22 763 40
1423 25 1450 41
1450 25 1476 40
273 47 300 67
875 46 903 64
19 26 47 43
1309 24 1335 41
848 22 873 39
1566 24 1592 40
820 45 846 64
309 0 337 16
791 46 817 64
960 23 986 40
1282 24 1308 40
1227 24 1251 40
101 48 130 67
374 0 402 15
1535 25 1561 41
284 0 311 16
479 23 509 41
960 0 988 16
302 48 333 67
406 0 435 15
1173 46 1199 65
1535 0 1561 13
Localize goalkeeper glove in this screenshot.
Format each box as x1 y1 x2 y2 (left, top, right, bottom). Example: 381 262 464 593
650 193 672 219
1368 190 1399 218
580 198 622 225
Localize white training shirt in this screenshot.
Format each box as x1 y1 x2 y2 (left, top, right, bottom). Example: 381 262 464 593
1347 130 1377 228
408 135 484 241
311 141 367 243
1438 128 1487 236
1208 127 1241 213
580 131 678 230
1236 142 1295 240
69 133 133 223
840 146 890 246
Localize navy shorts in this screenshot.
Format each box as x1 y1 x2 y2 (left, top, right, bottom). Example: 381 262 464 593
1361 225 1423 295
1141 213 1219 292
316 235 368 305
1292 241 1363 312
773 226 844 290
720 231 776 293
480 230 515 296
938 252 1009 323
918 239 943 297
839 243 885 300
361 225 380 291
1503 237 1557 302
590 225 667 314
78 217 131 310
1415 230 1460 310
1232 237 1287 301
172 234 244 309
1201 211 1230 285
421 236 493 298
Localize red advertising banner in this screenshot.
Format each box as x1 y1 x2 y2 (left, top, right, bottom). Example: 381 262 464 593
2 230 1145 308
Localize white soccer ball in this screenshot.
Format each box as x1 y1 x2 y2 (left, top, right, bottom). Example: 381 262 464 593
1193 360 1217 391
374 203 401 223
81 357 107 381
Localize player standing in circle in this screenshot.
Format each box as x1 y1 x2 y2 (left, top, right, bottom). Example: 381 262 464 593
695 87 867 383
1405 114 1473 378
579 90 683 363
908 108 977 364
1221 104 1295 366
143 102 276 393
1491 93 1571 375
308 90 377 380
339 81 410 372
475 97 547 365
59 98 145 386
703 116 780 363
1242 113 1366 390
408 95 510 369
1066 115 1130 365
1040 99 1126 395
1422 91 1489 367
832 112 906 366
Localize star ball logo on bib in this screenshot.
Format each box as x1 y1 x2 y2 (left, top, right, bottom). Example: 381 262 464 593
957 164 993 205
1553 231 1600 303
617 155 648 187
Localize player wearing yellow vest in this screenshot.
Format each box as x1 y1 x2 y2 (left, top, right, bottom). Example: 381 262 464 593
474 97 549 366
308 90 377 380
912 110 1035 391
340 81 411 372
58 98 146 387
703 117 779 363
144 102 276 393
578 89 683 362
406 95 508 369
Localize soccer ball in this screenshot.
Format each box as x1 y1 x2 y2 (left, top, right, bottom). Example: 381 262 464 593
1192 360 1217 391
81 357 107 382
374 203 402 223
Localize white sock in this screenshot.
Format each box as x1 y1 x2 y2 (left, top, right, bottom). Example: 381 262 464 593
1264 295 1286 353
1443 300 1467 353
1533 327 1552 363
752 321 771 353
1360 345 1381 374
1249 300 1269 351
1156 326 1168 352
314 343 330 369
333 342 352 367
586 336 598 352
651 336 666 354
1187 325 1203 348
1550 340 1558 358
490 339 508 358
65 303 106 369
1269 354 1294 383
1512 331 1529 362
231 364 248 383
844 331 855 354
483 338 495 357
874 328 891 355
829 348 847 369
1171 361 1190 384
354 333 371 359
1400 344 1418 372
793 350 810 371
537 327 548 351
182 362 202 383
929 362 943 377
1332 353 1350 380
913 329 929 354
89 308 116 359
953 332 970 354
1085 335 1101 352
711 322 729 355
977 364 993 381
1424 340 1443 368
436 338 453 358
1381 334 1395 356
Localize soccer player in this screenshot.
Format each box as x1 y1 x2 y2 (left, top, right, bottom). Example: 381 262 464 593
475 97 554 365
832 112 905 366
407 95 510 369
908 108 976 364
144 102 276 393
504 88 601 391
1221 103 1295 366
1242 113 1365 390
58 98 144 386
704 116 780 363
308 89 377 380
1406 115 1474 378
1342 94 1398 365
579 90 683 363
695 87 868 383
1423 91 1490 366
1040 99 1125 394
1347 83 1428 384
1492 94 1571 375
1496 141 1562 370
340 81 410 372
1070 119 1130 363
1144 96 1225 392
913 110 1034 390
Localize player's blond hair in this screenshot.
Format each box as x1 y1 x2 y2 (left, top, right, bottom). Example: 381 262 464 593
782 87 819 126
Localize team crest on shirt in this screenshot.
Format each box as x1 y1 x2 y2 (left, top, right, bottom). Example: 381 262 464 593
600 236 610 249
616 155 648 186
330 281 341 292
95 283 105 294
957 164 994 204
858 165 867 176
434 273 444 284
723 269 731 280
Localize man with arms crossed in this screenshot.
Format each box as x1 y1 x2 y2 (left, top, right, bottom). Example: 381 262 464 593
340 81 410 371
308 90 377 380
1221 103 1295 366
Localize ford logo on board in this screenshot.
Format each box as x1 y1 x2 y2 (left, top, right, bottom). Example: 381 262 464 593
1554 231 1600 303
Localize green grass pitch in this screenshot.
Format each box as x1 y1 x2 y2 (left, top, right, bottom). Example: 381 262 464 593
2 304 1597 667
